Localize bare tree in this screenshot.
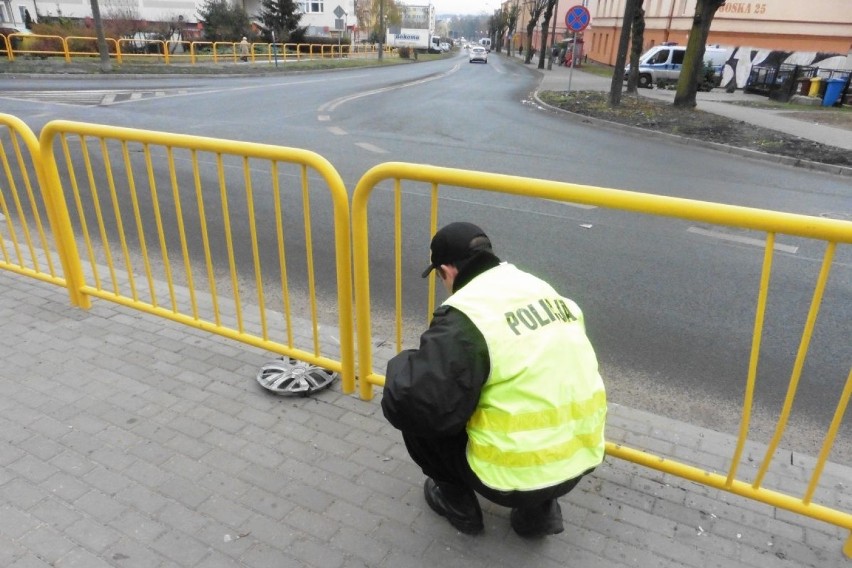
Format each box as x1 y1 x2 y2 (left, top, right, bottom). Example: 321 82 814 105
626 3 645 93
356 0 402 44
505 2 519 57
608 0 641 106
523 0 547 64
492 7 507 53
536 0 557 70
102 0 141 39
673 0 725 108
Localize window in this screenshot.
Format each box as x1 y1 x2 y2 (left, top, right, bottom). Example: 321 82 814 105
672 50 685 65
299 1 324 12
650 49 669 64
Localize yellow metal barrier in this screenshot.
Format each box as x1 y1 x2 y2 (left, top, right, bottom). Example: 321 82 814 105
0 114 72 291
65 36 119 61
38 120 356 394
2 33 391 65
350 161 852 557
3 112 848 555
6 33 68 62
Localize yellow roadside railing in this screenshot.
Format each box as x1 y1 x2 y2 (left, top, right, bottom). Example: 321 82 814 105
0 112 849 557
350 161 852 557
1 33 395 64
0 115 68 289
37 120 355 394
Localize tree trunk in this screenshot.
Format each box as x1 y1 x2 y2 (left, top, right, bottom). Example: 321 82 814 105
524 19 536 64
608 0 641 107
90 0 112 72
673 0 725 108
626 5 645 93
537 0 556 70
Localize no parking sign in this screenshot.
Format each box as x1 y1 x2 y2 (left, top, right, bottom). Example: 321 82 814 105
565 5 591 33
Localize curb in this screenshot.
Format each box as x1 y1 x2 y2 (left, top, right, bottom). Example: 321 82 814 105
532 89 852 178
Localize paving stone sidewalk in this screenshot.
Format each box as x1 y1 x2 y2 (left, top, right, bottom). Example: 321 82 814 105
1 267 850 567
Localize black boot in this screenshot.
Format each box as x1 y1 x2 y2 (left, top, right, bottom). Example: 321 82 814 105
510 499 564 537
423 478 484 534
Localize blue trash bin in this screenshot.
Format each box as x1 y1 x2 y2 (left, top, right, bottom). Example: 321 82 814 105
822 78 846 107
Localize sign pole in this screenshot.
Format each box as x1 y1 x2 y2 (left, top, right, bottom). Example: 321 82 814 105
547 0 559 71
272 30 279 68
564 4 591 93
568 32 577 92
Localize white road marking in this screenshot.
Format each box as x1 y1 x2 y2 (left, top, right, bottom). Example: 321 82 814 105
317 115 330 121
356 142 388 154
322 64 460 113
545 199 597 210
327 126 347 136
687 227 799 254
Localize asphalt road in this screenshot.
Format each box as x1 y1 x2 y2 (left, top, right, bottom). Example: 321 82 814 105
2 52 850 461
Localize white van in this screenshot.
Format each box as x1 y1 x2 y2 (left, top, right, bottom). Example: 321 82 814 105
479 38 491 52
628 44 728 89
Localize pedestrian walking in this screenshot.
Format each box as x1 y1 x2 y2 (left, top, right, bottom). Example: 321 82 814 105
239 37 250 62
382 222 607 537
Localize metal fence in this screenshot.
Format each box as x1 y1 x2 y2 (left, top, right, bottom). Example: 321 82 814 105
34 117 355 392
0 114 68 289
350 161 852 557
1 33 393 65
1 115 851 557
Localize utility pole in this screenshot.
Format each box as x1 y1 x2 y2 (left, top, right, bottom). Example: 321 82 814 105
378 0 384 61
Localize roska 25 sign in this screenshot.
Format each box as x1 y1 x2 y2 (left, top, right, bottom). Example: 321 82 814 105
565 5 591 33
718 2 768 14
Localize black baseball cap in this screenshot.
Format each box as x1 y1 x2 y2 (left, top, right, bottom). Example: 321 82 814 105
421 222 491 278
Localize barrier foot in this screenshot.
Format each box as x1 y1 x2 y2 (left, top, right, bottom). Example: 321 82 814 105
844 533 852 558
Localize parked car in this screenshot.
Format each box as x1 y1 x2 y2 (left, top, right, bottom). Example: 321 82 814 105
625 44 728 89
469 46 488 64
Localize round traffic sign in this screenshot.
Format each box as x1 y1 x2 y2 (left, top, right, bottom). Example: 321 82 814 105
565 5 591 33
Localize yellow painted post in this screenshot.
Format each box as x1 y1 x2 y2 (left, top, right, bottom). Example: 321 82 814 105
111 38 122 64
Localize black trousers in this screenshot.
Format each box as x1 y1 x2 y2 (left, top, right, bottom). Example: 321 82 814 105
402 431 588 509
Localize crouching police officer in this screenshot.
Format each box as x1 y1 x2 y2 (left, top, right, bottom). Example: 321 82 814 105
382 221 607 537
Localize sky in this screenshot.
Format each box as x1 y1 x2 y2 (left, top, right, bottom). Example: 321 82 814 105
430 0 496 16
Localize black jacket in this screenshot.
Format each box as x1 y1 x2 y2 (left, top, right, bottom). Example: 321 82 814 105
381 252 500 438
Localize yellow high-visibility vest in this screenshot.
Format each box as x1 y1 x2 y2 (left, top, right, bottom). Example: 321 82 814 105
444 263 607 491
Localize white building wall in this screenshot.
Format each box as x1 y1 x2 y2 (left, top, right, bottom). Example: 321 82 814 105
10 0 354 34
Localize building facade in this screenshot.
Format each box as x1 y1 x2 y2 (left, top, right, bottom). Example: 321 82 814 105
583 0 851 65
5 0 356 39
504 0 851 65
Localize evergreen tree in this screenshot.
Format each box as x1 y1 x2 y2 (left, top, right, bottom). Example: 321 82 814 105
197 0 250 42
258 0 302 42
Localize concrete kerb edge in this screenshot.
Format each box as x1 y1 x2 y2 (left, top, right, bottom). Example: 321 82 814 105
532 89 852 179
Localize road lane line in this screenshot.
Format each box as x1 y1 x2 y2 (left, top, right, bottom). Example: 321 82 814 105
687 226 799 254
327 126 347 136
323 64 460 113
356 142 388 154
317 115 330 121
545 199 596 210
